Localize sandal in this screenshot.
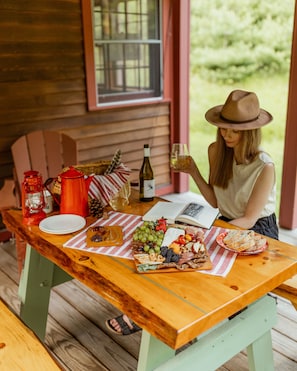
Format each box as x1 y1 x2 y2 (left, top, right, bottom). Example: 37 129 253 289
105 314 141 335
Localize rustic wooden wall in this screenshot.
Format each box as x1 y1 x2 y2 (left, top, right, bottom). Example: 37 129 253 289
0 0 172 195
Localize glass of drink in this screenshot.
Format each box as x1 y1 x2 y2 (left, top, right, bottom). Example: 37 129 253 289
109 181 131 211
170 143 191 171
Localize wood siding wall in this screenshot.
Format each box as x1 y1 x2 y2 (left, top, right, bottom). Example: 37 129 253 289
0 0 172 195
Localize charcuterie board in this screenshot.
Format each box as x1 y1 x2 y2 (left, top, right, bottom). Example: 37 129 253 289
131 221 213 273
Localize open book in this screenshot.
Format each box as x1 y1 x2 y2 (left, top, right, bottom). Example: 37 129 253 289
143 201 219 229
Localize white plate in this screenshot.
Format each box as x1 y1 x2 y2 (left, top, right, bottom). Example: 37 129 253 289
39 214 86 235
216 232 267 255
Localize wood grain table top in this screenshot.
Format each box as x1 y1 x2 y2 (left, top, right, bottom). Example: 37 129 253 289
2 191 297 349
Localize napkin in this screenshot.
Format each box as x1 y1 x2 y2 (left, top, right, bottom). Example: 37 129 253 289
88 163 131 206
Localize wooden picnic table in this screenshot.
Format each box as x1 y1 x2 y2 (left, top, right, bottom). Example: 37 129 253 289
2 190 297 370
0 299 61 370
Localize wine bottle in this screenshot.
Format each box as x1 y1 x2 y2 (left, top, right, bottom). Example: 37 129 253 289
139 144 155 202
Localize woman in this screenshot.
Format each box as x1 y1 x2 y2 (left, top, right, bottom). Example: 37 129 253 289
106 89 278 336
186 89 278 239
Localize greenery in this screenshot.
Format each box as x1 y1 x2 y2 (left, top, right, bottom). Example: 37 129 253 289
190 0 293 83
189 0 295 217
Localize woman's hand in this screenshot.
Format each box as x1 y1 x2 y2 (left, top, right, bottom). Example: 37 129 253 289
172 154 218 208
171 155 196 175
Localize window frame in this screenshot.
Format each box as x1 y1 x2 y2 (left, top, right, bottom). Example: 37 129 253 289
82 0 164 110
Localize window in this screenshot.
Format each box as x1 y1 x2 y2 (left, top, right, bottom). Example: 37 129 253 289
84 0 162 108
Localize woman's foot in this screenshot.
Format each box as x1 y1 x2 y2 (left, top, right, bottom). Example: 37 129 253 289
105 314 141 335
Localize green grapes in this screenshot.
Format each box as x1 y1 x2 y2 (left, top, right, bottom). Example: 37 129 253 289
133 221 165 254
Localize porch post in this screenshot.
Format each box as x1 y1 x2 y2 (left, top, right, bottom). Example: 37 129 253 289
279 1 297 229
170 0 191 193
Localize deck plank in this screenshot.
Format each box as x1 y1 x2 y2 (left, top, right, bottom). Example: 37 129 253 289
54 281 141 357
50 285 138 370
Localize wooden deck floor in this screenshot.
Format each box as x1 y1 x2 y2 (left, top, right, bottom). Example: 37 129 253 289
1 238 297 371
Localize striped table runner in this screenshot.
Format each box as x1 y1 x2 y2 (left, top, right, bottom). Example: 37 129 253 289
63 211 237 277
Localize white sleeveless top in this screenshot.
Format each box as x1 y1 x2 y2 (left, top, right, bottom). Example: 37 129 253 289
213 151 276 219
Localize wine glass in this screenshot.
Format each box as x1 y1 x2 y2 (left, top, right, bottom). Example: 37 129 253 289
170 143 191 171
109 181 131 211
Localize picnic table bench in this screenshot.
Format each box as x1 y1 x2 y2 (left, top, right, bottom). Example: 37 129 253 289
0 299 61 370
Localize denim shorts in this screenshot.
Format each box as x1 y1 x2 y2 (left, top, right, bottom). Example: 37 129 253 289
219 213 279 240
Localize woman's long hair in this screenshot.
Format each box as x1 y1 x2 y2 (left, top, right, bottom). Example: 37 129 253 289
209 128 262 189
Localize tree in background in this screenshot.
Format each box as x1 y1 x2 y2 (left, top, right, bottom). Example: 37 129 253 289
191 0 294 83
189 0 295 211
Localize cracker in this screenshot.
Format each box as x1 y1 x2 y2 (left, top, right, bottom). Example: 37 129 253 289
223 230 266 253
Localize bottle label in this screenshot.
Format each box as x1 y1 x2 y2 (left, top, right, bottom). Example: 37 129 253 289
143 179 155 198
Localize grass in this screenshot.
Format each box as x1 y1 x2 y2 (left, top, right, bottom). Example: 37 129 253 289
189 74 290 216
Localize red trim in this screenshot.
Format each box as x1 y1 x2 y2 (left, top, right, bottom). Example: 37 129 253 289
81 0 98 111
168 0 190 193
163 0 173 101
279 1 297 228
156 184 174 196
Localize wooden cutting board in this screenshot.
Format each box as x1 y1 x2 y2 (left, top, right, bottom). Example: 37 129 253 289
133 246 213 273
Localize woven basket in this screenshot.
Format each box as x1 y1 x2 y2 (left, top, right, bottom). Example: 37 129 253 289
53 160 111 195
70 161 111 176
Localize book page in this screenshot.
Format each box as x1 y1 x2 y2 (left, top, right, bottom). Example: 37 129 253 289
143 201 219 229
180 203 204 218
142 202 186 224
177 202 219 229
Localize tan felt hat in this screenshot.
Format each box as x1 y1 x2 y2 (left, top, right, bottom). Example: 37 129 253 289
205 89 273 130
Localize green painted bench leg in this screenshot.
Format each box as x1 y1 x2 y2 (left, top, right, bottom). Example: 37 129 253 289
18 244 72 340
137 295 277 371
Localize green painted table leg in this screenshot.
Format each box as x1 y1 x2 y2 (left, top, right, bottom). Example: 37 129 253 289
137 331 175 370
18 244 72 340
137 295 277 371
247 331 274 371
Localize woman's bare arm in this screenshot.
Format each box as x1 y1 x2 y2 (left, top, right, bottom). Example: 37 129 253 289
228 163 275 229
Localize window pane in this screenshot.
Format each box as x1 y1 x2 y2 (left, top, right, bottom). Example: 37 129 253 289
93 0 161 105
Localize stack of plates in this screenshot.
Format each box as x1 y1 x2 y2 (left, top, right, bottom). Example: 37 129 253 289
39 214 86 235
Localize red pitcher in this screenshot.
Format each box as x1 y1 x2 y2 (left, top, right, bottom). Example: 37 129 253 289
59 167 89 217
